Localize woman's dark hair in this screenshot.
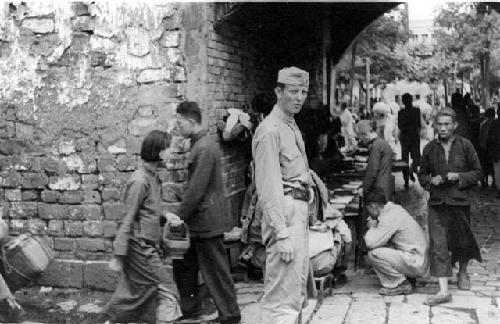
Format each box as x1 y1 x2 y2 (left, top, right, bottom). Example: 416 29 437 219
141 130 171 162
176 101 202 124
365 187 387 205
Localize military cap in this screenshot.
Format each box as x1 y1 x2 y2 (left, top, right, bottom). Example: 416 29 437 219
277 66 309 86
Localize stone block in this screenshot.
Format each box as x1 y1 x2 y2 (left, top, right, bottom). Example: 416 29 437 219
128 118 158 136
83 190 102 204
38 260 84 288
41 157 62 173
102 221 118 238
103 203 126 220
48 220 65 237
83 261 120 291
81 174 99 190
102 188 121 202
39 203 68 220
126 136 142 154
10 156 41 171
71 2 90 16
83 221 104 237
138 105 154 117
76 238 107 252
41 190 60 202
137 83 177 106
90 36 115 54
137 69 170 84
171 170 188 182
59 191 84 204
54 238 75 252
98 173 129 188
22 173 49 189
0 171 22 188
160 31 181 48
0 189 4 201
49 175 81 190
5 189 22 201
9 202 38 219
73 16 95 32
161 182 185 202
61 155 87 173
64 221 84 237
21 189 39 201
58 141 77 156
97 158 116 172
22 18 55 34
8 219 29 235
116 155 138 171
126 27 150 57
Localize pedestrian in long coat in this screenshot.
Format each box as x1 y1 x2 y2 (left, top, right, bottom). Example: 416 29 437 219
418 108 482 306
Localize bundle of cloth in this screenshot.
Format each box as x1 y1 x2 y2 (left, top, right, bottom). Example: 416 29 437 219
309 205 352 277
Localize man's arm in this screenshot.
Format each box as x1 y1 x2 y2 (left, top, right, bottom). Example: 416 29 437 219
114 180 147 256
364 218 396 249
179 144 214 222
418 144 432 190
458 140 482 189
254 131 289 240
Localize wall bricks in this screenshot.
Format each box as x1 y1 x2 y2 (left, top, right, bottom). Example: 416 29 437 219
83 261 120 291
38 260 84 288
9 202 38 219
39 204 68 220
64 221 84 237
60 190 84 204
41 190 60 203
22 173 49 188
103 203 126 220
76 238 107 252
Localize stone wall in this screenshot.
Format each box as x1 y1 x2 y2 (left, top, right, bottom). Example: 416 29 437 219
0 1 191 290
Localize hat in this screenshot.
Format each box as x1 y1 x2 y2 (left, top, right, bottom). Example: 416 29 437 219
277 67 309 86
356 120 374 134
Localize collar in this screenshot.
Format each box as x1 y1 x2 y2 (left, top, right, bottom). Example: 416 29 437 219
271 104 295 124
438 135 456 148
142 161 158 177
190 129 206 145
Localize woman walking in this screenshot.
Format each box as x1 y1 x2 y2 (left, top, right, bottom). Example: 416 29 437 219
103 130 181 324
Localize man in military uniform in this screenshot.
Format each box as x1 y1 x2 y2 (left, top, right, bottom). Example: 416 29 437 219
252 67 312 324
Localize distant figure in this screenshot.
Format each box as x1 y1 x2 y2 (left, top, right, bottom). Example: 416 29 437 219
468 104 481 152
398 93 421 188
451 91 470 139
364 188 428 296
486 107 500 197
479 108 496 187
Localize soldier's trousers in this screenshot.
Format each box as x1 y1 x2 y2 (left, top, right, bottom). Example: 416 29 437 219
260 196 309 324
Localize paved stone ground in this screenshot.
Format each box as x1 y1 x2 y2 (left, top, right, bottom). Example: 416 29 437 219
9 175 500 323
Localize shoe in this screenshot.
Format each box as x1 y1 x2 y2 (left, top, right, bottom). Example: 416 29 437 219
409 173 416 182
404 182 409 189
424 293 452 306
379 279 413 296
0 298 24 323
457 273 471 290
177 308 218 322
408 277 417 288
210 314 241 324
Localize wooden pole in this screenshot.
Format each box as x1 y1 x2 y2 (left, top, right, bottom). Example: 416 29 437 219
322 8 330 106
349 42 357 107
329 62 337 116
365 57 371 115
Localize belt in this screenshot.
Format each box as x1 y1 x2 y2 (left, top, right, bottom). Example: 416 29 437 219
286 187 311 202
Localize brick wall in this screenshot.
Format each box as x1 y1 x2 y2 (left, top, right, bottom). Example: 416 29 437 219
0 1 190 290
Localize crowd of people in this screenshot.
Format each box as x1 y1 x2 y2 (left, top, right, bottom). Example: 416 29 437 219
0 65 497 324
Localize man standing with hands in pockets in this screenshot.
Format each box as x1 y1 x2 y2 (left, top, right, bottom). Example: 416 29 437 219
252 67 312 324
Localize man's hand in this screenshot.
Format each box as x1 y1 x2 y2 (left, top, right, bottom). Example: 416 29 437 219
447 172 460 182
276 237 294 263
165 212 183 227
430 175 443 186
367 218 378 229
109 256 124 272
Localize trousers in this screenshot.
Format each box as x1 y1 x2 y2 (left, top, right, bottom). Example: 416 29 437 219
368 247 427 288
428 204 482 277
401 141 420 184
261 197 309 324
173 236 240 320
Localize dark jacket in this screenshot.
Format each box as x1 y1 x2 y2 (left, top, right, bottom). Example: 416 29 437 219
180 130 226 238
363 137 393 201
486 119 500 162
398 106 421 144
418 135 481 206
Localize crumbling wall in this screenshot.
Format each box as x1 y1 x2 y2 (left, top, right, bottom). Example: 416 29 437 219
0 1 189 290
